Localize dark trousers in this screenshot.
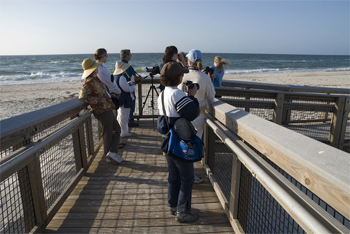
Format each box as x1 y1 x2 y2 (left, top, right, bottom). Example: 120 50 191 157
94 110 121 156
166 155 194 214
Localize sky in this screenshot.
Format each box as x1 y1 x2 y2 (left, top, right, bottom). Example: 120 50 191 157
0 0 349 56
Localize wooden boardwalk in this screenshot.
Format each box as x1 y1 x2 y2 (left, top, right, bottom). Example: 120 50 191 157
43 119 233 233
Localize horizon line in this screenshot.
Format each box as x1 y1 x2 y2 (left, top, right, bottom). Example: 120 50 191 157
1 52 349 56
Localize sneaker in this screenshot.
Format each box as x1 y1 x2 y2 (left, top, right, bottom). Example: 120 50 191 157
175 211 199 223
120 132 133 137
107 152 123 164
128 122 139 127
194 175 203 184
169 207 177 215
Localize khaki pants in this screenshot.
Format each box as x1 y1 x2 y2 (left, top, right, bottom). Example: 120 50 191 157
94 110 121 156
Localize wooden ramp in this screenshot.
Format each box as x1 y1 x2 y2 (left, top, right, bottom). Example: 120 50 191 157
43 119 233 233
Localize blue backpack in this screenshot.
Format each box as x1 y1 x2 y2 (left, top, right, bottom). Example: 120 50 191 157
160 92 203 162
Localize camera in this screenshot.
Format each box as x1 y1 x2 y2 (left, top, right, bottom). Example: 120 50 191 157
183 80 200 91
203 66 214 76
146 65 160 76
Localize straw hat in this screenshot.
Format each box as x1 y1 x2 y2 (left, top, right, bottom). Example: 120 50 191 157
81 59 103 79
113 61 131 75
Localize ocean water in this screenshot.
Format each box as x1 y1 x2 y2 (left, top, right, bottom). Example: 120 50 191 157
0 53 349 85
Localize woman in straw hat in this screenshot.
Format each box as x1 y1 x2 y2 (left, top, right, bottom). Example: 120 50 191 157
79 58 123 164
113 61 137 137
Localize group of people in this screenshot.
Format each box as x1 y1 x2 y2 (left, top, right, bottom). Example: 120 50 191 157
79 46 230 223
79 48 141 164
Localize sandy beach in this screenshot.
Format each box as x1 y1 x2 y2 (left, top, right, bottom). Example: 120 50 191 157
0 71 349 121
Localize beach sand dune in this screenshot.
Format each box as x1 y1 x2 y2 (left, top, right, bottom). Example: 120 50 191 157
0 71 349 120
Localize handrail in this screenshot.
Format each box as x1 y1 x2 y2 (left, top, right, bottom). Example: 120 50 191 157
205 116 347 233
205 98 350 222
0 98 86 151
222 80 350 94
138 76 350 95
216 86 349 99
0 111 91 181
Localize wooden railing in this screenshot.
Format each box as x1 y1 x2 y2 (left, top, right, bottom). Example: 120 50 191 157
136 79 349 151
203 98 350 233
0 99 101 233
221 80 350 94
215 87 350 150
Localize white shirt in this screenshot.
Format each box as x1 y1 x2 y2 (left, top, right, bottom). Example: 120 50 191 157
158 86 193 117
97 64 121 94
117 75 135 100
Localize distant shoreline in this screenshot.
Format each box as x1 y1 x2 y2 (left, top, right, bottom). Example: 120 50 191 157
0 70 349 120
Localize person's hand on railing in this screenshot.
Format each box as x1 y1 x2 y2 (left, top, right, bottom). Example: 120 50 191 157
135 75 143 83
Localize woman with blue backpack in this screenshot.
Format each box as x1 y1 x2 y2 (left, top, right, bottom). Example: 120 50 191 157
157 60 201 223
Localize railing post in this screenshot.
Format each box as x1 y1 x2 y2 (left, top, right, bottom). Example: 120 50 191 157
282 90 292 124
138 82 143 119
330 97 349 149
27 156 47 224
18 156 47 232
244 88 250 113
273 92 284 125
321 92 331 123
229 154 242 220
236 165 252 232
72 125 87 172
203 121 216 170
339 97 350 150
85 116 94 157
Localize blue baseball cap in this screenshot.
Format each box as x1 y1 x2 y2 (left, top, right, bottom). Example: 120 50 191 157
186 49 202 62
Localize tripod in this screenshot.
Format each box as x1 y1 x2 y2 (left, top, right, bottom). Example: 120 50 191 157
138 73 159 129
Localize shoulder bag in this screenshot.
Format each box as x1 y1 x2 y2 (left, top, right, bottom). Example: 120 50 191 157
160 91 203 162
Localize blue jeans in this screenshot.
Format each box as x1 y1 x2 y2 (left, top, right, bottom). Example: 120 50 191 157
166 155 194 214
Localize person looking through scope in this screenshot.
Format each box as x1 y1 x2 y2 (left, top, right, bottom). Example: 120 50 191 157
158 46 188 91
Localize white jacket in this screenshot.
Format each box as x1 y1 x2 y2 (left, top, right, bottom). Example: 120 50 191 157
180 69 216 110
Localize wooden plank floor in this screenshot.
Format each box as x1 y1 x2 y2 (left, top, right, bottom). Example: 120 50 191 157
43 119 234 234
